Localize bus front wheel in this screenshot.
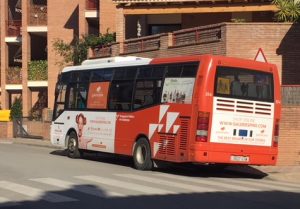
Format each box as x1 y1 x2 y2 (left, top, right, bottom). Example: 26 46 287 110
67 132 81 159
133 138 153 170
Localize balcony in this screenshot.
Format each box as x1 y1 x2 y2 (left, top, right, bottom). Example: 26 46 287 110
29 4 47 26
172 25 221 47
86 0 99 10
123 34 161 54
90 24 224 58
6 20 22 37
6 67 22 84
92 46 113 58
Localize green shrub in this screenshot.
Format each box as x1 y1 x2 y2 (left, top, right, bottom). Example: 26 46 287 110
10 98 23 120
273 0 300 22
53 30 116 66
83 31 116 49
28 60 48 80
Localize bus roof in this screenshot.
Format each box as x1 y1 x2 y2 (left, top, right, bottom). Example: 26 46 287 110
62 56 152 73
61 54 276 74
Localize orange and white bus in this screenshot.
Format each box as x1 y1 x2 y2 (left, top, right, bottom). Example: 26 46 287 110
51 55 281 170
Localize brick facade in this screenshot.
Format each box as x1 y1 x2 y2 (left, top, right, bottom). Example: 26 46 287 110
224 23 300 85
99 0 116 34
22 120 51 140
47 0 83 108
0 122 13 138
278 107 300 166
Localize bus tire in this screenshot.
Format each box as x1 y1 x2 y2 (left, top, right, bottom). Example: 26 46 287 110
133 137 153 170
67 132 81 159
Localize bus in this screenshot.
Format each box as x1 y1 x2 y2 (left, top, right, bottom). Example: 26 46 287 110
51 55 281 170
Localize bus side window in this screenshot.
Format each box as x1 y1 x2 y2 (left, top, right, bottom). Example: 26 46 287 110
133 80 159 110
54 84 67 119
67 84 88 109
109 81 134 111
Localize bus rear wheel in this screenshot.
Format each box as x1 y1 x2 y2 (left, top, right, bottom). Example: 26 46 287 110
133 138 153 170
67 132 82 159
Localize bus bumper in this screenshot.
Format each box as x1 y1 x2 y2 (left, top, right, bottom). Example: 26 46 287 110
189 144 278 166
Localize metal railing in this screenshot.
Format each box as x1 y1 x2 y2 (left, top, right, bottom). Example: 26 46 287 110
6 67 22 84
172 24 222 47
7 20 22 37
29 4 47 26
86 0 99 10
123 34 161 54
281 85 300 106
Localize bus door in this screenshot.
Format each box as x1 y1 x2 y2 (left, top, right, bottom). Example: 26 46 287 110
51 81 67 146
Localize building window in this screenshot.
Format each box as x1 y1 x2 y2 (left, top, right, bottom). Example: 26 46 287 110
149 24 181 35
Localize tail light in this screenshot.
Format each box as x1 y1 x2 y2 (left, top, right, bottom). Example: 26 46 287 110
273 119 280 147
196 112 210 142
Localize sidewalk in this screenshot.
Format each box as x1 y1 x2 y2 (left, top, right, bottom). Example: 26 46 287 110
0 137 62 149
226 164 300 183
1 137 300 183
253 165 300 183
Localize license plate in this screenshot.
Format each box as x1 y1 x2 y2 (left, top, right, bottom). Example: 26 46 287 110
230 155 249 162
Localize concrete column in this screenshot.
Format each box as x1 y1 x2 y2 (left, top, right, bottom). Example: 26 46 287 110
0 0 9 109
79 0 87 36
100 0 116 34
22 0 31 117
116 8 125 53
47 0 81 109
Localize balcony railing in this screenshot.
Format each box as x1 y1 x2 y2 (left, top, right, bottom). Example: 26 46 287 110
86 0 99 10
123 34 161 54
29 4 47 26
6 67 22 84
92 46 112 58
172 24 222 47
7 20 22 37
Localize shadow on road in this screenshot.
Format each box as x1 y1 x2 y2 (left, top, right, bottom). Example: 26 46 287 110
1 184 299 209
50 149 267 179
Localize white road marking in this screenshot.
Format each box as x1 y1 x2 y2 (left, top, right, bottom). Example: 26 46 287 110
233 178 300 192
31 178 124 197
75 175 175 195
246 178 300 189
115 173 225 193
0 181 77 203
153 173 263 192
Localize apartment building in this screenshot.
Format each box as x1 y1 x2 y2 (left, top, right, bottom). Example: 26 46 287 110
0 0 115 117
0 0 278 116
114 0 278 42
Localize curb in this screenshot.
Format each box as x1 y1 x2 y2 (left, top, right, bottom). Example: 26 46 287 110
11 138 63 150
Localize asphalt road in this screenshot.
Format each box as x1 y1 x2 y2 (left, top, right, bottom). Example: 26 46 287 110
0 143 299 209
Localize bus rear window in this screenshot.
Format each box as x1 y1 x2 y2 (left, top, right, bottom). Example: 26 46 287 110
214 66 274 102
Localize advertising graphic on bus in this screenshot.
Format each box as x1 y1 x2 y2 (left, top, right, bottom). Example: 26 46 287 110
51 55 281 170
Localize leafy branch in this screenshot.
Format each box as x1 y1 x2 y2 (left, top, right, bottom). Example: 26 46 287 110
53 30 116 66
273 0 300 22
